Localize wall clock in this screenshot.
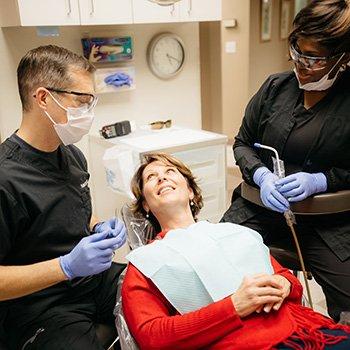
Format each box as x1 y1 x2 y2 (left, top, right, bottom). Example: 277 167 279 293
147 33 185 79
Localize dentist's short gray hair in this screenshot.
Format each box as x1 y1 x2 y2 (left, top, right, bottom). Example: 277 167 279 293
17 45 95 112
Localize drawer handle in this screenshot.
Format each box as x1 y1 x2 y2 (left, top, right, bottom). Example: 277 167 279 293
148 0 180 6
66 0 72 15
189 160 215 170
90 0 95 15
188 0 192 15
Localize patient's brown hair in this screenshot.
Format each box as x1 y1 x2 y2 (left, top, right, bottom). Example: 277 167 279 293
131 153 203 233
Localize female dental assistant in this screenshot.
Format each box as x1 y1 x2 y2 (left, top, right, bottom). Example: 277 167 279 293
221 0 350 321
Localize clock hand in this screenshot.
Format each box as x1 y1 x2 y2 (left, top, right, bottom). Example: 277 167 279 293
166 53 181 63
166 54 173 65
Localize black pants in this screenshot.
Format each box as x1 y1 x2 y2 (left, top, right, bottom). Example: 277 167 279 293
10 263 125 350
222 208 350 321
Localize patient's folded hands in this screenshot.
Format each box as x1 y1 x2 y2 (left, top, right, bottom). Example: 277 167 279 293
231 274 285 318
256 274 292 313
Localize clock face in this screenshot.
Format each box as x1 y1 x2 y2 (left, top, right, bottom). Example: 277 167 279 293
147 33 185 79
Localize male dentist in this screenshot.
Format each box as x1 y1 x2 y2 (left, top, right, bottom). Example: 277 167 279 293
0 45 126 349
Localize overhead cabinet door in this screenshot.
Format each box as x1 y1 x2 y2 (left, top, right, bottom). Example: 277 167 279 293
133 0 180 23
17 0 80 26
79 0 133 25
180 0 221 22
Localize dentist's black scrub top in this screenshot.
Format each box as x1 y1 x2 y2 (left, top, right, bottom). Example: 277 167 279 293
0 134 99 330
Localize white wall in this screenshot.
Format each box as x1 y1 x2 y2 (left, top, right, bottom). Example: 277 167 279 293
249 0 293 96
0 23 201 149
200 0 293 140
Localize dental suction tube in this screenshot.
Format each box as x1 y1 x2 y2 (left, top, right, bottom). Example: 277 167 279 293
253 143 283 178
253 142 314 308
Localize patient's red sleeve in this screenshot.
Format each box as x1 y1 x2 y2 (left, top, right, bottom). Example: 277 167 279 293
122 263 243 350
271 256 303 303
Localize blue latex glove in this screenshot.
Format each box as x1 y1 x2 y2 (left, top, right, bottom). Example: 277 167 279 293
253 167 290 213
104 72 132 87
93 217 126 243
275 172 327 202
59 229 125 280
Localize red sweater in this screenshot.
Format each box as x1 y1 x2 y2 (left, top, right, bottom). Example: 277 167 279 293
122 232 348 350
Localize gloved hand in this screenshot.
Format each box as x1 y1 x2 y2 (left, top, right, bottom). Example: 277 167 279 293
93 217 126 243
275 172 327 202
59 229 125 280
253 167 290 213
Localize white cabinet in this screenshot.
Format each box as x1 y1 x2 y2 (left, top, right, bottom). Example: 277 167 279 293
79 0 133 25
133 0 180 24
2 0 132 26
171 144 226 222
16 0 80 26
1 0 221 26
179 0 221 22
88 128 227 224
133 0 221 24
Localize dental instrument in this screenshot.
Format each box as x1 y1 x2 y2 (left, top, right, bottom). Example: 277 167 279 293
254 143 313 309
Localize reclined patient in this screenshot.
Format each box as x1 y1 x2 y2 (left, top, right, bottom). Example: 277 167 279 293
121 152 350 349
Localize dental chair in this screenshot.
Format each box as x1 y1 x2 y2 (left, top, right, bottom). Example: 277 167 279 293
114 204 156 350
0 323 118 350
240 182 350 270
0 304 118 350
113 190 350 350
240 181 350 323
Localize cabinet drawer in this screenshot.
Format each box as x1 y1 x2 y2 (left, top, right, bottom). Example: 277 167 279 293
198 181 226 222
172 145 225 183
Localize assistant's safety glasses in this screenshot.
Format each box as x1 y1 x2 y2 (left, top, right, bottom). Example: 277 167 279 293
289 44 344 71
45 87 98 109
149 119 172 130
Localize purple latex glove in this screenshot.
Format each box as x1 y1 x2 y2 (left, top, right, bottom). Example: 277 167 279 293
253 167 290 213
275 172 327 202
93 217 126 245
59 230 124 280
104 72 132 87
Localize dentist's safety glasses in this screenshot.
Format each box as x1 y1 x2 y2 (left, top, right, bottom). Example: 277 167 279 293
45 87 98 110
149 119 172 130
289 44 344 71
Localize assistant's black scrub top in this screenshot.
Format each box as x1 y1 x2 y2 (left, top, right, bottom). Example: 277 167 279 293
223 69 350 261
0 134 99 330
234 69 350 190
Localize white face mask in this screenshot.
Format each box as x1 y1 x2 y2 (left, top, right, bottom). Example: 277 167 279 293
294 53 346 91
44 92 95 146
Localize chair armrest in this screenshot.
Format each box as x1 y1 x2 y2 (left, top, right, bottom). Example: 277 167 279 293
241 182 350 215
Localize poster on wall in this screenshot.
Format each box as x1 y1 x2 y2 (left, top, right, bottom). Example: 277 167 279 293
261 0 273 42
81 37 133 63
280 0 291 39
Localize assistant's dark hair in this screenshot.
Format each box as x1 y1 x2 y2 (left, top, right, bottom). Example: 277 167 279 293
17 45 95 112
289 0 350 54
